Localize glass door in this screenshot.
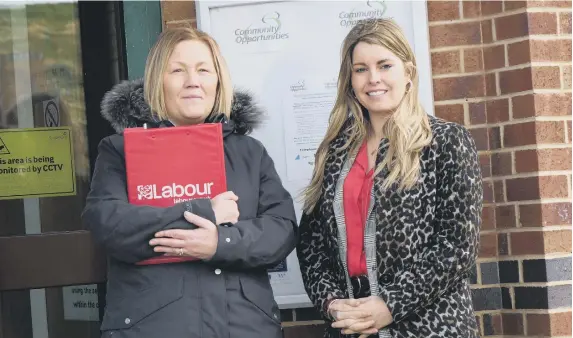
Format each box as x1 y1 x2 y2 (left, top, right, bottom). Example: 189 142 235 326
0 1 125 337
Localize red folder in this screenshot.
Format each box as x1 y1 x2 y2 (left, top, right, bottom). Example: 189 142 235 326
123 123 227 265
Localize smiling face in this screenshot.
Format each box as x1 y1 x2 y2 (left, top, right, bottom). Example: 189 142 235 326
350 41 410 117
162 40 219 126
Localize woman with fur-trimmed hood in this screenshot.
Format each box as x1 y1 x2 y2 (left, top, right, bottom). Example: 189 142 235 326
82 26 296 338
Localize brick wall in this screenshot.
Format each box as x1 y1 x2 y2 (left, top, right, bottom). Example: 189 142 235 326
160 1 571 336
429 0 572 336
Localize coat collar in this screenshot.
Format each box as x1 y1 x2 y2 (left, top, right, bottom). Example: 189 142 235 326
100 78 264 136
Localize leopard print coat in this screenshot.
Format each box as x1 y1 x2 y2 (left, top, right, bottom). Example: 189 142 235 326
297 115 482 338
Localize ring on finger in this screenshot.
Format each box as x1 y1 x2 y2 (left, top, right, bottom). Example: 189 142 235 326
178 248 184 256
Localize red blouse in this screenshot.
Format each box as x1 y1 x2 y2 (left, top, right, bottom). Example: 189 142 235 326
343 142 374 277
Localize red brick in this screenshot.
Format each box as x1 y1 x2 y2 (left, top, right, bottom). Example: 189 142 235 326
515 148 572 173
532 66 561 89
484 181 495 204
483 45 506 70
469 102 486 124
560 12 572 34
539 175 570 198
568 121 572 143
528 312 573 336
507 40 531 66
482 0 503 15
435 104 465 124
496 205 517 228
463 1 481 18
496 12 529 40
480 153 492 178
494 180 505 202
536 121 566 144
491 152 512 176
499 68 532 94
506 175 568 201
479 233 498 258
504 1 527 11
563 65 571 89
491 314 503 335
161 1 196 23
470 127 489 151
504 122 536 147
512 93 572 118
510 231 545 255
544 229 573 254
489 126 502 150
530 39 572 62
429 22 482 48
486 98 509 123
481 19 493 43
502 313 524 335
427 1 460 21
431 51 461 74
482 206 496 230
528 12 559 34
464 48 483 72
486 73 497 96
504 121 565 147
433 75 485 100
527 1 572 8
511 230 573 255
519 202 572 227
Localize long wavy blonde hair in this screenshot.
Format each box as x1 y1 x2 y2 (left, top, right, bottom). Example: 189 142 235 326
302 18 432 214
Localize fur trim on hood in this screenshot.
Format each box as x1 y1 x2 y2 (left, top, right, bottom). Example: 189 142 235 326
100 78 263 135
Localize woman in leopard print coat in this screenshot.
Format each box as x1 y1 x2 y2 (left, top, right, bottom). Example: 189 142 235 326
297 19 482 338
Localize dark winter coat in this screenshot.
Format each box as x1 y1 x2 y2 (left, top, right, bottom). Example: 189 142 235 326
82 79 297 338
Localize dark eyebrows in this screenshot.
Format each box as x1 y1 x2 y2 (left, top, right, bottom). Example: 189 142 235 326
352 59 391 67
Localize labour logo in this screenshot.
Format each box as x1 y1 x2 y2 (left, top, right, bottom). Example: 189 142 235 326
137 185 153 200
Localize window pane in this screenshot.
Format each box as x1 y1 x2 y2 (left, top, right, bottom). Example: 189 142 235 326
0 1 90 236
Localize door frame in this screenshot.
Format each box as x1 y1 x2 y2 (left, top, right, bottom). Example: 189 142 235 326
0 0 126 297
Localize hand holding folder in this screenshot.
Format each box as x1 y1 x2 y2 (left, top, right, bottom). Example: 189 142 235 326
123 123 227 265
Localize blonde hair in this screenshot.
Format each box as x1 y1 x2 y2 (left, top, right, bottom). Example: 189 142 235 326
144 25 233 120
303 18 432 213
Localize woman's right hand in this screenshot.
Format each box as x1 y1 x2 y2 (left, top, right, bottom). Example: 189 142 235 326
210 191 240 225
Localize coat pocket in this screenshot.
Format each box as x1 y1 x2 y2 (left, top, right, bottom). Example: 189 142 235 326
239 274 281 325
100 277 184 331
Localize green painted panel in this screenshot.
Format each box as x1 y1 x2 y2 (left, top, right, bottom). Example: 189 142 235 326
122 1 162 80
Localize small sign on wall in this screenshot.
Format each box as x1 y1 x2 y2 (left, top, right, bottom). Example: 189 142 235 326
62 284 100 321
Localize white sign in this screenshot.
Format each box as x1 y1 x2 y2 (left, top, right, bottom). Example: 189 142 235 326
197 0 434 309
62 284 100 321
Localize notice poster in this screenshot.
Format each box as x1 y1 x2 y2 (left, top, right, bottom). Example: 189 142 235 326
62 284 99 321
283 77 337 182
0 127 75 199
199 0 432 308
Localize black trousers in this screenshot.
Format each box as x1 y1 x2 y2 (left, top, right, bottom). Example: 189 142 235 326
348 275 377 338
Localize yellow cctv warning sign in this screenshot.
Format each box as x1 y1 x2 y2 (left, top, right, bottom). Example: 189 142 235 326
0 128 75 199
0 137 9 155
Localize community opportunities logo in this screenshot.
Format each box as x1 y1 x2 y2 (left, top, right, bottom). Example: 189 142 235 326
235 11 290 45
339 0 387 27
290 80 306 92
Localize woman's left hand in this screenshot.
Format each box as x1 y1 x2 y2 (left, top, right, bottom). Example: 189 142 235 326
331 296 393 337
150 212 219 260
